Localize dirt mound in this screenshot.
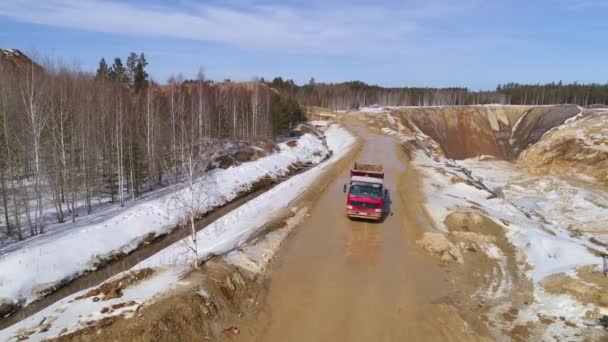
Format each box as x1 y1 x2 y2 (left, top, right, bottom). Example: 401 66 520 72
416 232 463 263
0 298 17 317
519 109 608 184
445 211 505 237
54 260 262 342
390 105 580 160
541 265 608 312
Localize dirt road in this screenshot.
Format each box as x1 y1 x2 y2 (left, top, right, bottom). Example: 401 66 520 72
37 118 493 341
241 118 490 341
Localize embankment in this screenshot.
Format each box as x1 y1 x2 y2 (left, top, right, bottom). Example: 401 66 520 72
390 105 581 160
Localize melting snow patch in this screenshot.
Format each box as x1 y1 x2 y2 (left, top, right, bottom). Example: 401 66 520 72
0 132 334 307
411 148 606 337
0 124 357 341
225 208 308 274
0 267 183 342
135 125 356 270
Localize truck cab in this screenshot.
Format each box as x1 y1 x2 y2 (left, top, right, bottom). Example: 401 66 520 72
344 163 384 220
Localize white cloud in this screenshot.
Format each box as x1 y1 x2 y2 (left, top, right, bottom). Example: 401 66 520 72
0 0 456 53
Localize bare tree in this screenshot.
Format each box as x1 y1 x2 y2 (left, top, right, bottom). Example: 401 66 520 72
166 138 217 268
116 89 125 207
0 52 301 244
21 62 49 234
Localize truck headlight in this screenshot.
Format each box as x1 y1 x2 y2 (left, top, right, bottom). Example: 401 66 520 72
347 205 353 210
374 208 382 213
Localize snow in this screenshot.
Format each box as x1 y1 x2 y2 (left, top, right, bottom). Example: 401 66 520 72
0 132 332 307
358 106 388 114
0 48 20 57
413 151 605 282
135 124 356 269
308 120 330 127
411 150 606 337
378 123 605 336
0 124 357 342
516 287 604 340
382 123 606 283
458 158 608 240
0 268 183 342
225 208 309 274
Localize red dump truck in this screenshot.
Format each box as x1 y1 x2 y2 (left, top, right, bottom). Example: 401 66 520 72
343 162 385 221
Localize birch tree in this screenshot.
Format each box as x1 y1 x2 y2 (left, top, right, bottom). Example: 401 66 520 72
21 62 48 234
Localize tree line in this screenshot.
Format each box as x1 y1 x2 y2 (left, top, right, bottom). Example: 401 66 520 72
498 82 608 106
0 53 304 241
265 77 608 110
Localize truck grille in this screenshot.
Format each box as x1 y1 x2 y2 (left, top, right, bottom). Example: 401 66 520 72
351 201 379 209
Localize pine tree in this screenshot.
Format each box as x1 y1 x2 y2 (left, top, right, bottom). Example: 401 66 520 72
133 53 149 93
126 52 138 88
130 141 145 197
102 150 118 202
109 57 128 84
96 58 110 80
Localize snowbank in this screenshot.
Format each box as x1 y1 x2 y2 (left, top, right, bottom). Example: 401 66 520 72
414 150 604 283
0 268 184 341
308 120 330 127
380 121 605 283
413 148 606 334
0 133 331 307
0 124 356 342
136 124 356 269
380 122 606 335
358 106 388 114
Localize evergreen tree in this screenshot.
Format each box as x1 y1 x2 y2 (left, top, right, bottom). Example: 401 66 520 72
133 53 149 92
102 156 118 202
126 52 138 88
109 57 128 84
96 58 110 80
130 141 146 197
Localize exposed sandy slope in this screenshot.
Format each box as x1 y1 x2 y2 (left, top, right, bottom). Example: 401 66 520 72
0 48 43 72
387 105 580 160
519 109 608 184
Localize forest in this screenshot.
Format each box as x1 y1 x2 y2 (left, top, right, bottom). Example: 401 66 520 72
0 52 304 241
2 49 606 243
267 77 608 109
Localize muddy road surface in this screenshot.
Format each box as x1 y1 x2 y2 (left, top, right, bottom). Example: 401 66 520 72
241 119 489 341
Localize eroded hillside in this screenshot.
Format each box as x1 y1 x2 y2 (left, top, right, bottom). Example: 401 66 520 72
519 108 608 184
0 48 43 72
384 105 581 160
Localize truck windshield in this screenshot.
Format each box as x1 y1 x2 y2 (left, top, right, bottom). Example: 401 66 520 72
349 182 382 199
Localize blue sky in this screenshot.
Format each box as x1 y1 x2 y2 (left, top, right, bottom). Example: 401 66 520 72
0 0 606 89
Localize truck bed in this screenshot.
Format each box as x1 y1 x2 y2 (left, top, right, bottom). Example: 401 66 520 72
353 162 383 172
351 162 384 179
